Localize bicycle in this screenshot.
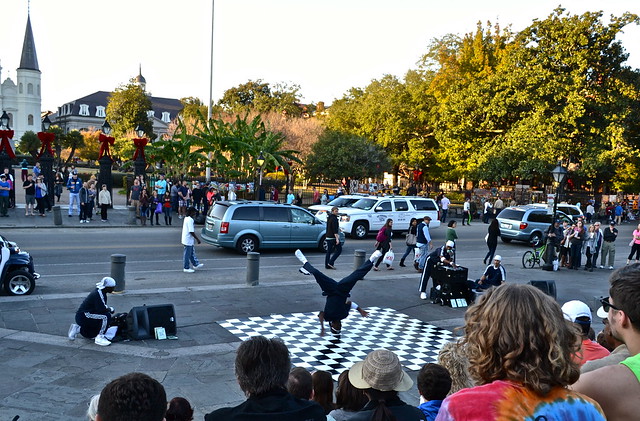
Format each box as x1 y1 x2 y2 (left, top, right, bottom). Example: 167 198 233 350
522 243 547 268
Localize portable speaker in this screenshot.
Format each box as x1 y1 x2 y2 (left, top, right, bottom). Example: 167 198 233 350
528 280 557 299
127 304 177 340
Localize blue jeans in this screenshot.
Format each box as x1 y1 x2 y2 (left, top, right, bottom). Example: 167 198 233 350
183 245 200 269
69 192 80 215
417 244 429 269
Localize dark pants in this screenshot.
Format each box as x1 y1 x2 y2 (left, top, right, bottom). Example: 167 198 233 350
35 197 45 215
375 242 391 268
628 243 640 261
419 257 438 293
325 239 342 267
0 195 9 215
100 204 109 220
570 241 583 269
304 260 373 321
484 243 497 264
80 203 90 221
441 209 448 223
462 211 470 225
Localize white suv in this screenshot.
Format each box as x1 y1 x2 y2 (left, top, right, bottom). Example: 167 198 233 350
338 196 440 239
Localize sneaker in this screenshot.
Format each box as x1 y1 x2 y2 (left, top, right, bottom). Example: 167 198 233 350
325 264 336 270
299 267 311 275
94 335 111 346
599 265 604 269
183 268 195 273
420 292 428 300
609 266 614 270
195 263 204 269
68 323 80 340
295 249 307 264
79 220 84 224
369 250 383 262
101 219 107 222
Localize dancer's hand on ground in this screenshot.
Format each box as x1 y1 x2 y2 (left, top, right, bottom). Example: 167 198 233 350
358 307 369 318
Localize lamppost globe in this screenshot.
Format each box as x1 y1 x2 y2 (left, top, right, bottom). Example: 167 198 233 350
41 115 51 131
135 124 145 138
102 120 112 135
256 152 265 168
1 111 10 129
551 164 568 184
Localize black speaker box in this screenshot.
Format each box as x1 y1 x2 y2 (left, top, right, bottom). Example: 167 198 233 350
127 304 177 340
528 280 557 299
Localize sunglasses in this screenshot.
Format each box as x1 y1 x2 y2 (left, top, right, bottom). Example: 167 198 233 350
599 297 620 313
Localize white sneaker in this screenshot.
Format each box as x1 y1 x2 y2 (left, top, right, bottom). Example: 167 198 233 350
295 249 307 264
299 267 311 275
370 250 383 262
609 266 614 270
420 292 428 300
599 265 604 269
68 323 80 340
183 268 195 273
195 263 204 269
94 335 111 346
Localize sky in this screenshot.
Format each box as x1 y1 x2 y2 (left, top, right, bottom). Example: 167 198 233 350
1 0 639 112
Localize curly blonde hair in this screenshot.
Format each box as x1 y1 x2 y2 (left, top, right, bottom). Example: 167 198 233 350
462 284 581 395
437 339 474 394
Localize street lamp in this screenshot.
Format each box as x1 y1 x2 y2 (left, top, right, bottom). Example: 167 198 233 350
551 162 568 219
0 111 9 129
42 115 51 131
135 124 145 138
133 124 148 179
102 120 112 135
37 115 56 210
256 152 265 201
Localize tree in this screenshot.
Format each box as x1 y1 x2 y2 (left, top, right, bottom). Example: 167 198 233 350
17 131 39 158
106 79 154 159
77 129 101 163
305 130 391 183
217 80 302 117
179 97 208 120
61 130 85 167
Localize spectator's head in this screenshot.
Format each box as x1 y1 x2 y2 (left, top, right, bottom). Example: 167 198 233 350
87 394 100 421
235 336 291 397
335 369 368 412
187 207 197 217
607 264 640 336
96 372 166 421
287 367 313 399
562 300 592 337
417 363 452 401
462 284 581 395
0 174 5 181
349 349 412 392
311 370 335 413
437 339 474 394
448 220 456 228
423 216 432 223
165 397 194 421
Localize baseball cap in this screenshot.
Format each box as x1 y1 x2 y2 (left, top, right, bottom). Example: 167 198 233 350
446 240 455 248
610 221 616 225
561 300 592 323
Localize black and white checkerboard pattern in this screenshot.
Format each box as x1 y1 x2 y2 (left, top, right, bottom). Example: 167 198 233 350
219 307 455 379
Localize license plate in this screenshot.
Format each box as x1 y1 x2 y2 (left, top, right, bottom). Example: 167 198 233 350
501 223 512 229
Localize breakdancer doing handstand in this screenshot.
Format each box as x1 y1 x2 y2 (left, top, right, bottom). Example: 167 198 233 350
295 248 382 336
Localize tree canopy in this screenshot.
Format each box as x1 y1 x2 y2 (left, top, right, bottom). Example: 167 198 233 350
216 80 302 117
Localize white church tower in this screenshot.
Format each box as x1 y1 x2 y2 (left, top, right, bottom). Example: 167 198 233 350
0 12 41 147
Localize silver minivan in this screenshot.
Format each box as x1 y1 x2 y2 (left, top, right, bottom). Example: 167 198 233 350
497 205 572 246
201 201 344 254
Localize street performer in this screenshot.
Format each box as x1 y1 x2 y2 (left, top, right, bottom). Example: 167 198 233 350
68 277 118 346
418 240 456 300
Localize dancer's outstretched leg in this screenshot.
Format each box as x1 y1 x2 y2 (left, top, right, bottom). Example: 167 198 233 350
336 250 382 295
296 249 339 295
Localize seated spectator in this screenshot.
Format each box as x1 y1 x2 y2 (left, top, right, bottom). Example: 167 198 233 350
561 300 610 365
572 265 640 420
87 394 100 421
312 370 336 414
436 284 605 420
329 370 368 421
417 363 451 421
96 372 166 421
165 397 194 421
288 367 313 400
437 340 474 394
581 312 630 374
348 349 425 420
205 336 326 420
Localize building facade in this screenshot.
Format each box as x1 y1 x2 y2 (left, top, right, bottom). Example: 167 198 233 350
0 15 42 147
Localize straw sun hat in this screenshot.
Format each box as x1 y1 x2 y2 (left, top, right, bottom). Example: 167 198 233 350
348 349 413 392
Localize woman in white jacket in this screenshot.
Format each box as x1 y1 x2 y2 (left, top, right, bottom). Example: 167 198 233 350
98 184 112 222
582 224 597 272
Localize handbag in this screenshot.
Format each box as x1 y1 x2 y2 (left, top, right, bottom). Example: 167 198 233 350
484 233 489 243
155 202 163 214
383 250 395 266
406 233 417 246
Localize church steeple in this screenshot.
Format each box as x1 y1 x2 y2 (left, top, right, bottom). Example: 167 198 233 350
18 15 39 71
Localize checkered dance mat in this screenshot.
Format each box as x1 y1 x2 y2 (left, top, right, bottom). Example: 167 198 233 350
219 307 455 378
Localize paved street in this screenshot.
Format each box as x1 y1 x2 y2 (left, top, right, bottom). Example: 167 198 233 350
0 201 631 420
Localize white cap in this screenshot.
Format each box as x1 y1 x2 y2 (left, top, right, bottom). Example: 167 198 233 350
596 306 608 319
561 300 592 322
446 240 455 248
96 276 116 290
493 255 502 261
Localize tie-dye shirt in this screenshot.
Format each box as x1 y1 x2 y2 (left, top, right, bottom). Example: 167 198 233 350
435 380 605 421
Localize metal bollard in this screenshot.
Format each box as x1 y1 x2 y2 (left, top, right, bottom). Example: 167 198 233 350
52 205 62 226
354 249 366 270
111 254 126 292
126 206 137 225
246 252 260 286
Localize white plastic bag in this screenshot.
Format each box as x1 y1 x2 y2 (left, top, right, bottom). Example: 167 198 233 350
553 259 559 271
414 247 422 261
383 250 395 266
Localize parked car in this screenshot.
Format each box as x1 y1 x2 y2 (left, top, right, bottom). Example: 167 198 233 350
201 200 345 254
338 196 441 239
531 203 584 222
496 205 573 246
1 235 39 296
309 194 371 222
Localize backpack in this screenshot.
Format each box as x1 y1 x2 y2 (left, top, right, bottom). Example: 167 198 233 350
376 227 388 243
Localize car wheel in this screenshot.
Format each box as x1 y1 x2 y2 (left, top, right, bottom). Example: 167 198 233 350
4 269 35 296
236 235 258 254
351 222 369 239
500 237 512 243
529 233 543 247
320 238 329 252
